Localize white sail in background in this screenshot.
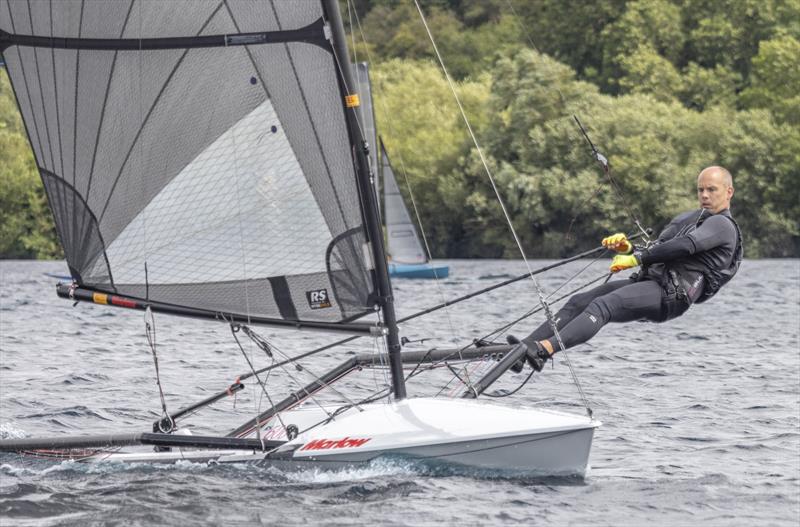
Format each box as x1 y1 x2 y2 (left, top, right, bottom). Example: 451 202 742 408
380 141 427 265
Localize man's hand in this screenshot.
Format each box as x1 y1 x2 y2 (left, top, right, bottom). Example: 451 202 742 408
602 233 633 254
610 254 640 273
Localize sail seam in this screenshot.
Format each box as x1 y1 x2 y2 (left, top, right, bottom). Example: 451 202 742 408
96 1 226 224
48 0 65 194
25 0 55 171
70 0 84 268
84 0 134 203
6 9 45 171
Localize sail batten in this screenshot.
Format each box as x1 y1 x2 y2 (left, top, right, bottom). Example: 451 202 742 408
2 0 378 327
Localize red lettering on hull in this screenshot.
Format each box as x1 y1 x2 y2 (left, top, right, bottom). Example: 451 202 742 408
300 437 371 451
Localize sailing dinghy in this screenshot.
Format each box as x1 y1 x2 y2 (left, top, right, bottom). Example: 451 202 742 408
380 139 450 279
353 61 449 279
0 0 597 475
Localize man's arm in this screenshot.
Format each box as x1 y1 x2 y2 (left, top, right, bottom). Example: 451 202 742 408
638 215 736 265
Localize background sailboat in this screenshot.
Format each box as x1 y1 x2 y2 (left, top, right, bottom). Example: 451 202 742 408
381 139 450 279
353 62 449 279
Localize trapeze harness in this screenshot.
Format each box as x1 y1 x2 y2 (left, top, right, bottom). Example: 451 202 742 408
635 208 744 321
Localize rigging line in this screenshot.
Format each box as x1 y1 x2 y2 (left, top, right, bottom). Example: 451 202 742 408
573 115 650 241
372 304 392 397
544 248 608 301
144 306 173 432
138 9 173 434
413 0 591 414
240 326 361 416
483 368 536 398
229 323 287 436
225 64 265 440
326 5 390 276
137 0 148 299
480 271 611 346
350 7 462 356
418 270 611 396
347 0 370 166
163 238 634 424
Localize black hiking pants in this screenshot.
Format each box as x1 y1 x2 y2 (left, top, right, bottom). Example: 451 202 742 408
521 277 687 352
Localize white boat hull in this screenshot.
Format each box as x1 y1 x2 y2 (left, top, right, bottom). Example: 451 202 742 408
69 398 599 476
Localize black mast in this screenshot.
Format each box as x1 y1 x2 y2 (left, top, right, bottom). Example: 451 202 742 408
322 0 407 400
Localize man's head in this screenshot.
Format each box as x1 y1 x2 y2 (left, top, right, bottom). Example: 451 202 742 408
697 166 733 214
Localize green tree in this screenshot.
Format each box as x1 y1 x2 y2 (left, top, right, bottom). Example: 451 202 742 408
0 69 60 259
617 45 683 102
372 59 491 257
739 35 800 125
599 0 684 92
679 62 740 111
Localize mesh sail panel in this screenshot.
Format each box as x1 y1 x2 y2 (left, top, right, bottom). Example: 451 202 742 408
1 0 376 323
381 142 426 264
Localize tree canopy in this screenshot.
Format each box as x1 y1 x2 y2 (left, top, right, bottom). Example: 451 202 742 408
350 0 799 257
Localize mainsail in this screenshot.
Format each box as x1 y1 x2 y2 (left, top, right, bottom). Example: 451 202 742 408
380 140 427 265
0 1 379 327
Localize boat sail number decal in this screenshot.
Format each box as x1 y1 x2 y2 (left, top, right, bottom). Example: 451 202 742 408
301 437 371 451
306 289 331 309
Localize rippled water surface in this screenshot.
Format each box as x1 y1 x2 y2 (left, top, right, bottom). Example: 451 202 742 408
1 259 799 526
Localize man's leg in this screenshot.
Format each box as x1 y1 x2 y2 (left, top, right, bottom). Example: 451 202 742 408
519 279 633 350
541 279 665 353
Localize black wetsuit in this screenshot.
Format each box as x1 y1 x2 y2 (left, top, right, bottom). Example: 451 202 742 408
521 208 743 352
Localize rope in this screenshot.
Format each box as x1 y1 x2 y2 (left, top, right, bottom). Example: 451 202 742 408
413 0 592 416
229 323 285 446
144 306 173 432
239 324 363 415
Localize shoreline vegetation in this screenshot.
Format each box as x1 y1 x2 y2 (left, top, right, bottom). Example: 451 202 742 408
1 0 797 260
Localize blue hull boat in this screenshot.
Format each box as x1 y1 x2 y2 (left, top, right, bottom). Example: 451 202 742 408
388 262 450 279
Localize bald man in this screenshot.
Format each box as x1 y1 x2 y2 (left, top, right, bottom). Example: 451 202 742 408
510 166 744 373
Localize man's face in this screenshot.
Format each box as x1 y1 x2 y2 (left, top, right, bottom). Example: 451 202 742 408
697 170 733 214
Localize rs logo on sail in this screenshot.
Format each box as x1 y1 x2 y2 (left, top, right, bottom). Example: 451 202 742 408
306 288 332 309
301 437 371 451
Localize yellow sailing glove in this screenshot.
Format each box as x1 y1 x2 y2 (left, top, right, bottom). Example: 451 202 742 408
610 254 640 273
602 232 633 254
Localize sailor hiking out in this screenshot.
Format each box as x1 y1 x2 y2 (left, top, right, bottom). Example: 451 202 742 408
509 166 743 373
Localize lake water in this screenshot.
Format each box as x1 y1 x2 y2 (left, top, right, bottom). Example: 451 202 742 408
1 259 798 526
